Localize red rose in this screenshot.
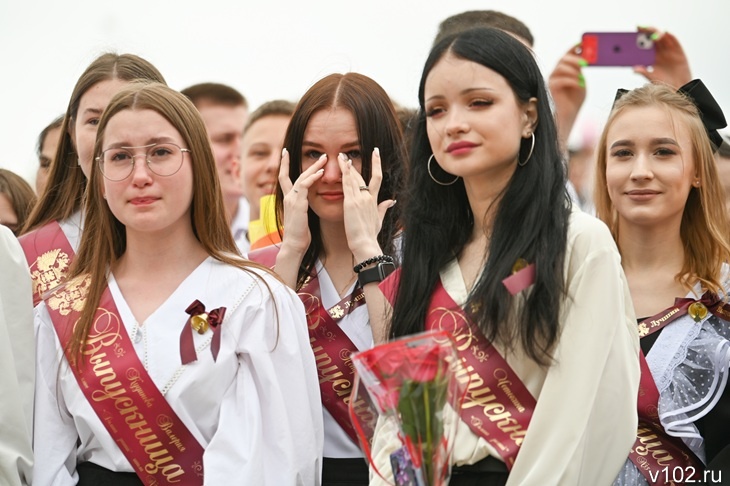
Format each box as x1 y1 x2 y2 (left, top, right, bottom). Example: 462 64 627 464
377 346 407 378
403 345 442 383
350 330 462 485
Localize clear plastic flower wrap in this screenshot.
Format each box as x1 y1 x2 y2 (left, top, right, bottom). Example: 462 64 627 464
349 330 470 486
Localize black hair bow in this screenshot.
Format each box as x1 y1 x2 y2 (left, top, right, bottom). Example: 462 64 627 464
613 79 726 150
679 79 726 149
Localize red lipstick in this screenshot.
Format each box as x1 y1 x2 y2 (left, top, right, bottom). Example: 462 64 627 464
447 141 478 155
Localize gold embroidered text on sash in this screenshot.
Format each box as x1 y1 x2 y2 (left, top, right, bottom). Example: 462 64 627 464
378 270 536 470
248 245 372 445
46 282 205 485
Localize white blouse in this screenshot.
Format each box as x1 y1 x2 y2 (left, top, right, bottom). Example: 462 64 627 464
232 196 251 254
371 208 640 485
58 210 84 252
614 269 730 485
314 260 373 459
33 257 323 485
0 226 34 486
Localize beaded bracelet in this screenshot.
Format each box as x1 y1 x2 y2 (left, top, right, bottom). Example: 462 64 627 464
353 254 394 273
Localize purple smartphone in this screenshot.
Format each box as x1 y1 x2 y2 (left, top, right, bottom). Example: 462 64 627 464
581 32 655 66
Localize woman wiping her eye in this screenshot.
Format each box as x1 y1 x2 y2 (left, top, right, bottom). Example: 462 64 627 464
32 82 323 485
248 72 405 486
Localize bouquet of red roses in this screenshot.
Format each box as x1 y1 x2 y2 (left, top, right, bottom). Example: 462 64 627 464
349 330 469 486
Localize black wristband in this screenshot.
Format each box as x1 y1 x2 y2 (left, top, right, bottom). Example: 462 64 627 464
357 261 396 287
353 254 394 274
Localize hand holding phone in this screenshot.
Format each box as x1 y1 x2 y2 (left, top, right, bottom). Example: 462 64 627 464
580 32 655 67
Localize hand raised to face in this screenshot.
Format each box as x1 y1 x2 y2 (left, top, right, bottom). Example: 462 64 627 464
338 147 396 262
277 148 326 256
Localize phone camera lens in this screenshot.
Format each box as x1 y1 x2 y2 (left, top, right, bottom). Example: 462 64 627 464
637 33 652 49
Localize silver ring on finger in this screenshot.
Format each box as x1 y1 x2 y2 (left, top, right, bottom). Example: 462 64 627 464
359 185 369 191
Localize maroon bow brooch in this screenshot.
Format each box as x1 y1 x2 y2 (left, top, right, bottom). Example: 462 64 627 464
180 299 227 365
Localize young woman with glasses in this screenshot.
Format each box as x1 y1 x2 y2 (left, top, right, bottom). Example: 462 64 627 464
32 82 323 485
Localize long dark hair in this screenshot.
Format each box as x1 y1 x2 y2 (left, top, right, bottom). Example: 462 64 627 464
275 72 405 290
390 28 571 365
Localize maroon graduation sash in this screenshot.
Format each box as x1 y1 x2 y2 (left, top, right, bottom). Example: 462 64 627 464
380 270 536 469
19 220 75 306
631 356 703 484
627 294 729 483
248 246 374 445
636 292 730 339
44 278 205 485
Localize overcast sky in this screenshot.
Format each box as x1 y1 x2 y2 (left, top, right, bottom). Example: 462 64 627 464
1 0 728 185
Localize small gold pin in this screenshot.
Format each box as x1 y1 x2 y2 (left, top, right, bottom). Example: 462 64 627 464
329 305 344 319
687 302 708 322
190 313 210 334
512 258 529 274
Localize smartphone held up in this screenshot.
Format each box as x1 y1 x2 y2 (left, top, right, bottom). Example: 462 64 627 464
580 32 655 67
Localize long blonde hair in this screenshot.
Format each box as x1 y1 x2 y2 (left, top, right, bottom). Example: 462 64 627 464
67 82 275 366
594 83 730 292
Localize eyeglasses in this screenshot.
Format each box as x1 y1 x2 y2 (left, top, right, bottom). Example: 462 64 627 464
96 143 190 181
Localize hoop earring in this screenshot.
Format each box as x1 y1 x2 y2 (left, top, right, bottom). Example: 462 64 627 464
518 133 535 167
427 154 459 186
